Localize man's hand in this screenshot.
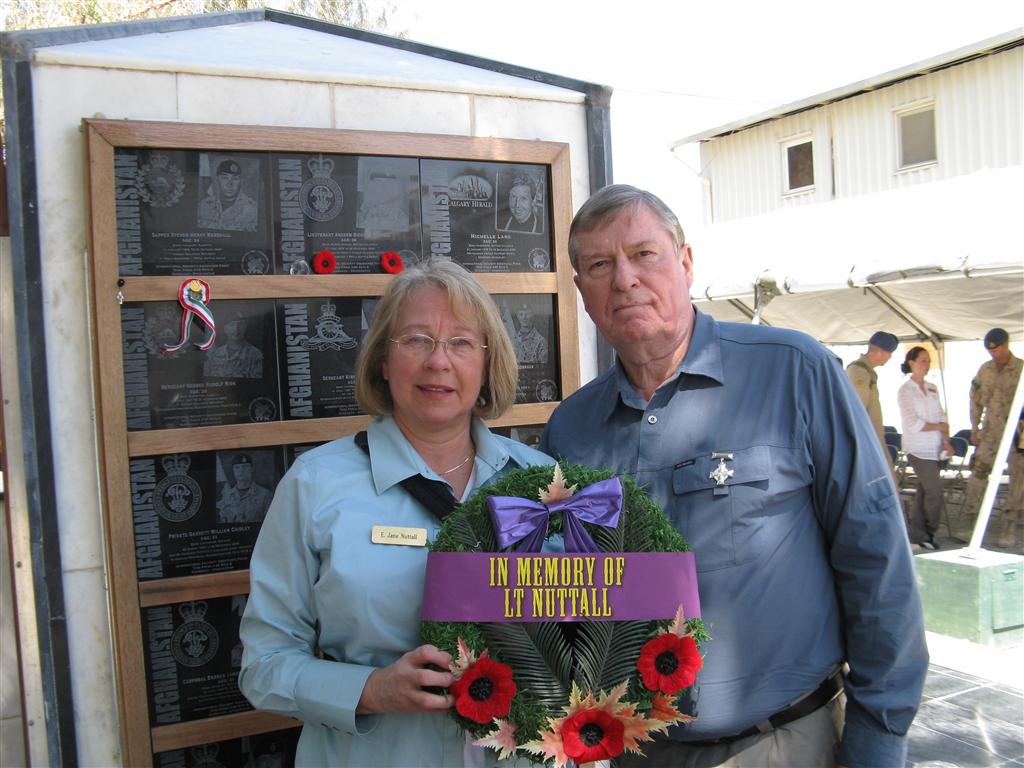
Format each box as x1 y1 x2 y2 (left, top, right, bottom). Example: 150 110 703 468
357 644 454 715
971 429 980 446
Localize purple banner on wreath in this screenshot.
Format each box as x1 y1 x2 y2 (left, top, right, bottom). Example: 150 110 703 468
421 552 700 623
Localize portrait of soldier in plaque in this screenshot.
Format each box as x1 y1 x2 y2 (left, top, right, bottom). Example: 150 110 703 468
497 171 545 235
198 157 259 232
503 301 549 364
356 159 414 236
216 452 273 524
203 311 264 379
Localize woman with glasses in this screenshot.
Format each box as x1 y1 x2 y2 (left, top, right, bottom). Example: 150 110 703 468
898 346 953 552
239 260 553 766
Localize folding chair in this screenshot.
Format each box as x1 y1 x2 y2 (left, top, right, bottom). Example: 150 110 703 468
884 432 906 485
941 435 971 537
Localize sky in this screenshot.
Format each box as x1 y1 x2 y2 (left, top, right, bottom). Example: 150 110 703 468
395 0 1021 105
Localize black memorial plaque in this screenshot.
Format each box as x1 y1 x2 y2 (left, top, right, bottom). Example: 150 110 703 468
154 728 301 768
493 424 545 450
495 293 560 403
130 448 284 581
273 153 421 274
121 299 281 430
286 443 326 468
115 149 274 276
278 297 377 419
142 595 251 725
420 160 553 273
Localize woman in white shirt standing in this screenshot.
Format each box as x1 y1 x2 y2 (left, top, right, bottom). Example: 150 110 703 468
898 346 954 551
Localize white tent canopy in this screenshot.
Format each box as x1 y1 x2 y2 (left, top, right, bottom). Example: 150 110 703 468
689 166 1024 344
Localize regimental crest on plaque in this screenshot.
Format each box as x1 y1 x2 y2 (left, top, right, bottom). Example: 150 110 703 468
299 156 344 222
136 153 186 208
528 247 551 271
248 397 277 423
153 454 202 523
143 306 188 359
190 744 227 768
536 379 558 402
302 300 358 351
448 174 493 202
241 249 271 275
172 601 219 668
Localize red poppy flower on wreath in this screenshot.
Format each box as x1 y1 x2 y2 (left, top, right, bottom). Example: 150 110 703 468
450 656 517 724
561 708 625 762
637 633 702 694
380 250 403 274
312 249 336 274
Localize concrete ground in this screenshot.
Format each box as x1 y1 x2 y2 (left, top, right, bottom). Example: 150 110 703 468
910 632 1024 767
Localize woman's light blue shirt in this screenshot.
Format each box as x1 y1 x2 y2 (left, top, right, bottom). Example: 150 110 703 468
239 416 553 767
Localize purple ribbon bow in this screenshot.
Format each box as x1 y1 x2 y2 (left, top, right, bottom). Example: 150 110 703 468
487 477 623 553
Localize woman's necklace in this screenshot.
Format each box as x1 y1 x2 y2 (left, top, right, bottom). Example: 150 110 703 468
441 454 473 475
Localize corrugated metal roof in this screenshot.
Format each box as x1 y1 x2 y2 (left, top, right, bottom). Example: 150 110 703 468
673 28 1023 147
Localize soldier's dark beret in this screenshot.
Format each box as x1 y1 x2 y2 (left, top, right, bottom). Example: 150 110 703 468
984 328 1009 349
216 159 241 176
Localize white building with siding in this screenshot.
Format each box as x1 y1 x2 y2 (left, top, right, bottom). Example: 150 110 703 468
670 30 1022 356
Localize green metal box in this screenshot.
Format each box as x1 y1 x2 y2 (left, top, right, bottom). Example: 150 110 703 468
915 549 1023 647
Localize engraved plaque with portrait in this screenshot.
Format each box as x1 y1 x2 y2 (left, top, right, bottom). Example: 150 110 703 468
273 154 421 274
154 728 300 768
142 595 252 725
121 300 281 430
115 149 275 276
495 293 560 403
278 297 376 418
130 449 284 581
420 160 553 273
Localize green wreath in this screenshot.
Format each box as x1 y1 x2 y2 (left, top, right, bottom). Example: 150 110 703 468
422 463 708 766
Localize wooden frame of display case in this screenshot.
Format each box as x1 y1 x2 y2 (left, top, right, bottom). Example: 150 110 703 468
85 119 578 766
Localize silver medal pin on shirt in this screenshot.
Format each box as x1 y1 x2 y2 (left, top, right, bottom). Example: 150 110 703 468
710 452 734 495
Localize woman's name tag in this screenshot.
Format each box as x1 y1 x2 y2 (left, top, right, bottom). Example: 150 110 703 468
371 525 427 547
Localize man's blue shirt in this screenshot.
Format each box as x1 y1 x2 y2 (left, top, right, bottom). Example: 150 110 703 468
540 310 928 767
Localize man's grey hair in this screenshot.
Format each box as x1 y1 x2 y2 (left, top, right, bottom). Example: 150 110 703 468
568 184 686 270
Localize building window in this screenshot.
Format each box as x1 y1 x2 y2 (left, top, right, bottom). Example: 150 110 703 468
897 104 936 169
784 139 814 193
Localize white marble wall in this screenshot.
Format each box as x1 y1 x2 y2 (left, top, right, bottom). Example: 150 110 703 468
27 59 592 766
1 498 27 767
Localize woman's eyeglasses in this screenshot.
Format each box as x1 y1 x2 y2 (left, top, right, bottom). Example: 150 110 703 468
389 333 487 359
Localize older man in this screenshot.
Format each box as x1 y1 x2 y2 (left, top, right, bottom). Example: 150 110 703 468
540 185 927 768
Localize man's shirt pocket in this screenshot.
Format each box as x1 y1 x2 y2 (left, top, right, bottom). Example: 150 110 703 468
672 445 810 572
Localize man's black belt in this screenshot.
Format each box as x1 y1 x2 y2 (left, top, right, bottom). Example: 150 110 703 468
683 670 843 747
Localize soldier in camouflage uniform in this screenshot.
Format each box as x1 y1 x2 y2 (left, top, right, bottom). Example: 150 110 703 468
960 328 1023 548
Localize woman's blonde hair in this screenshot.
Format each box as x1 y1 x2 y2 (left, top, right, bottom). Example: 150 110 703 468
355 259 519 420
